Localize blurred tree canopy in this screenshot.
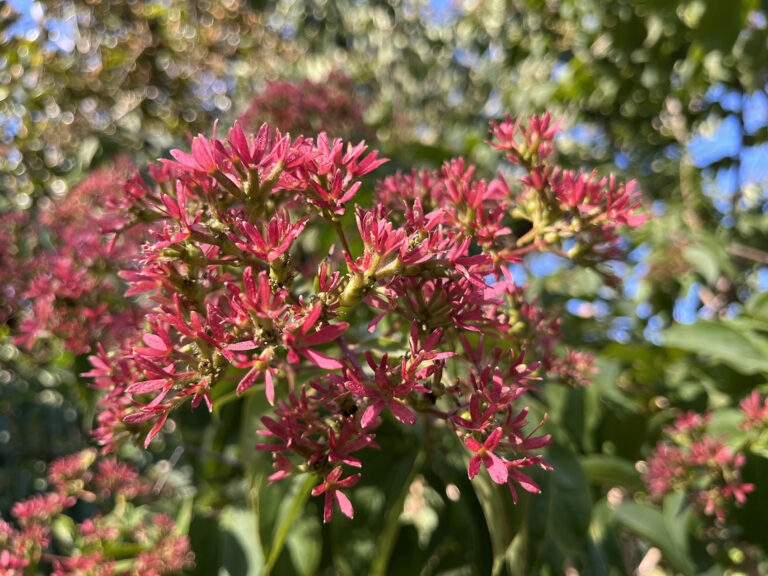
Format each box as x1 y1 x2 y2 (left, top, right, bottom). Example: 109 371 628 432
0 0 299 208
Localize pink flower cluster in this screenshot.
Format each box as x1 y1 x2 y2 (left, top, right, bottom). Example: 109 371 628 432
239 72 370 141
644 409 755 523
13 157 148 353
73 113 645 521
740 389 768 429
0 449 193 575
490 113 647 276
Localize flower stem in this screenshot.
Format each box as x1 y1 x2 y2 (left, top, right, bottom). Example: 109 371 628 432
369 451 425 576
263 474 316 576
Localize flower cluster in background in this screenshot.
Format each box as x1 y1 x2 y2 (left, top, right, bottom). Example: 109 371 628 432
10 157 149 354
644 402 760 524
0 449 193 575
239 72 370 142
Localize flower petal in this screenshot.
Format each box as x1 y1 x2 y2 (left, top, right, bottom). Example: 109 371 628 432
361 401 385 428
301 347 344 370
468 455 481 479
323 492 334 523
388 399 415 425
334 490 354 519
484 453 508 485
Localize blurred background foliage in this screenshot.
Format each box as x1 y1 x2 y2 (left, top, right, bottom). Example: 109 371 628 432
3 0 768 574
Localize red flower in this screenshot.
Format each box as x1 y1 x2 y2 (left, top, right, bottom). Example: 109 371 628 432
282 303 348 369
345 354 416 428
740 390 768 428
225 345 279 404
489 112 561 163
169 129 222 175
464 427 508 484
311 467 360 522
231 211 309 262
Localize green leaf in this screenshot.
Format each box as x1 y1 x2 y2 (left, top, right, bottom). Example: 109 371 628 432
745 291 768 323
51 514 76 551
78 136 100 169
580 455 644 492
265 474 315 576
663 321 768 374
707 407 748 449
189 514 221 576
219 506 265 576
682 245 719 285
369 451 424 576
546 444 592 553
470 471 516 576
285 506 322 576
523 443 592 572
174 494 194 537
662 490 693 557
614 501 695 575
505 530 527 576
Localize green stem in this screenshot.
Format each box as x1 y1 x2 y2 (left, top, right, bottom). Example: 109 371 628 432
334 219 352 255
369 451 425 576
264 474 316 576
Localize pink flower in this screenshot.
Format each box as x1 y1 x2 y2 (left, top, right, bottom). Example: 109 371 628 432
464 427 508 485
740 390 768 428
304 134 387 215
227 267 289 328
282 304 348 369
227 346 279 404
47 449 96 493
489 112 562 162
231 211 309 262
311 467 361 522
169 127 222 175
345 354 416 428
506 460 542 504
1 548 30 574
228 121 270 166
54 110 641 521
12 493 75 525
123 403 171 448
328 421 376 468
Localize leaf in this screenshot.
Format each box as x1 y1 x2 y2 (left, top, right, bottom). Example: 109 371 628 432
580 455 644 492
614 501 695 575
369 451 424 576
696 0 743 51
78 136 100 169
51 514 76 551
470 471 516 576
682 245 719 285
662 321 768 374
219 506 265 576
328 417 423 576
188 514 225 576
174 494 195 537
505 530 527 576
707 407 748 449
662 490 693 557
265 474 315 576
545 444 592 553
285 505 322 576
745 291 768 322
523 443 592 572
